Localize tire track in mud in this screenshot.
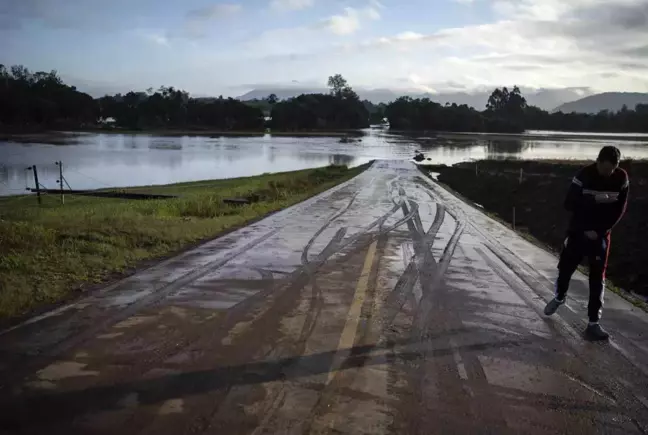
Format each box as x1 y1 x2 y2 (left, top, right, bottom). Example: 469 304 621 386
236 177 445 434
289 179 439 434
238 177 410 434
395 189 514 434
380 202 446 328
133 189 379 433
142 177 418 434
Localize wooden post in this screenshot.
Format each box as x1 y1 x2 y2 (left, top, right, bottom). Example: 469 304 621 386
519 168 523 184
28 165 41 205
475 162 478 177
512 206 516 231
56 161 64 204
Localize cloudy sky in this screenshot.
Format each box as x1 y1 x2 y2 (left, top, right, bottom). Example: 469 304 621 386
2 0 647 97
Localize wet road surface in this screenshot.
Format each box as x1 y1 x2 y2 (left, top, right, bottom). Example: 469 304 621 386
1 160 647 434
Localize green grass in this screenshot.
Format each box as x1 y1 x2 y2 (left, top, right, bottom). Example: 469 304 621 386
0 164 370 322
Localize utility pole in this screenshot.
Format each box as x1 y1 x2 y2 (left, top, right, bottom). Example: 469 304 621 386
27 165 41 205
56 161 65 204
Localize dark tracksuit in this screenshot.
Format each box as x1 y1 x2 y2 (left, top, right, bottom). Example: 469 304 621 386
556 164 629 323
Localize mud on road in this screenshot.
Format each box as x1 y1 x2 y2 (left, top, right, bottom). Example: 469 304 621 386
1 161 648 435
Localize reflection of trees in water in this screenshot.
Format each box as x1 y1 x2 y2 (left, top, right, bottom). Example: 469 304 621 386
484 139 527 159
329 154 355 166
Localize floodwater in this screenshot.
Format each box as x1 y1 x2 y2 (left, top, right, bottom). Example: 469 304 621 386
1 127 648 195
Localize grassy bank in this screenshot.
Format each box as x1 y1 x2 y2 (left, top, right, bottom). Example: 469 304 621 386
0 164 369 323
428 159 648 302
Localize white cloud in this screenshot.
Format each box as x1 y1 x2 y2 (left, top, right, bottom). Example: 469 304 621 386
114 0 648 95
322 5 381 35
241 0 648 92
270 0 314 11
186 3 242 20
145 32 169 46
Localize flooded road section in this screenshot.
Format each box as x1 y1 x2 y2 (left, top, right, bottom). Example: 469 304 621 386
1 161 648 434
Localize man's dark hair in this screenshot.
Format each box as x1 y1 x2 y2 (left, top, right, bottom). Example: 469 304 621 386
597 146 621 165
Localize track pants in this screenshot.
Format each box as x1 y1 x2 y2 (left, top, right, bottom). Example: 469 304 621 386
555 233 610 323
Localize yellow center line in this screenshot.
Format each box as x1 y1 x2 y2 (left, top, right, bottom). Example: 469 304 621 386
326 240 378 385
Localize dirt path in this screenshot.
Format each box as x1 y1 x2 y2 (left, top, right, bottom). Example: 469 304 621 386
1 160 647 434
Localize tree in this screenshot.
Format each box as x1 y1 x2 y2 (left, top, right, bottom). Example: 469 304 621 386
327 74 349 97
267 93 278 105
487 86 527 115
483 86 528 132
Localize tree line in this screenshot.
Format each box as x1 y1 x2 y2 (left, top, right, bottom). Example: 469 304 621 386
385 86 648 133
0 64 265 131
97 89 264 131
0 65 96 129
1 63 647 134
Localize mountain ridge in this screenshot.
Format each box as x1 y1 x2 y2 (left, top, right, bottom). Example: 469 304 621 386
552 92 648 113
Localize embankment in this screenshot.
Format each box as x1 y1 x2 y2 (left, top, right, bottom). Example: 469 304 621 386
429 159 648 299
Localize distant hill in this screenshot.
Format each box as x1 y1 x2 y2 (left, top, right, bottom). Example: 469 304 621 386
552 92 648 114
239 87 588 111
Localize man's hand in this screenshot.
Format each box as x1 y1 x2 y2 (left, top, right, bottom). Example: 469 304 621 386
585 230 599 240
595 193 616 203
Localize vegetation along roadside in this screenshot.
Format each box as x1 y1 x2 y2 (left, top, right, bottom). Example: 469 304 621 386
0 163 370 324
423 159 648 305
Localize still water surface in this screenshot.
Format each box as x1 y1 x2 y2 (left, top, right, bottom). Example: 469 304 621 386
2 128 648 196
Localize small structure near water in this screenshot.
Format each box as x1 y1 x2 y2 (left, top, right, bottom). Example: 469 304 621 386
413 151 425 162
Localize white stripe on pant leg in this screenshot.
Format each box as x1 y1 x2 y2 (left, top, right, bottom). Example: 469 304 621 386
599 279 606 320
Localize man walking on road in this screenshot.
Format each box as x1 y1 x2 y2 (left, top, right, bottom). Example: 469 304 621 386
544 146 629 341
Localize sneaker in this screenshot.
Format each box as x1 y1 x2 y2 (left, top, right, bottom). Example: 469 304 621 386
544 297 565 316
584 323 610 341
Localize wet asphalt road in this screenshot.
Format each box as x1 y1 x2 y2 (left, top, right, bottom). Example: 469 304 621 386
1 160 648 435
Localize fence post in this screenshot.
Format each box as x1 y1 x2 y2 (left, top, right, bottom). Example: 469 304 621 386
512 206 516 231
519 168 523 184
28 165 41 205
56 161 64 205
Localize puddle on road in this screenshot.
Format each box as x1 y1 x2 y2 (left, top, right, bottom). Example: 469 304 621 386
37 361 99 381
114 315 155 329
97 332 125 339
159 398 184 415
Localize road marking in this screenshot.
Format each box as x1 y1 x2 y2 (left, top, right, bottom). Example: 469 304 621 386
449 337 469 380
327 240 378 385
